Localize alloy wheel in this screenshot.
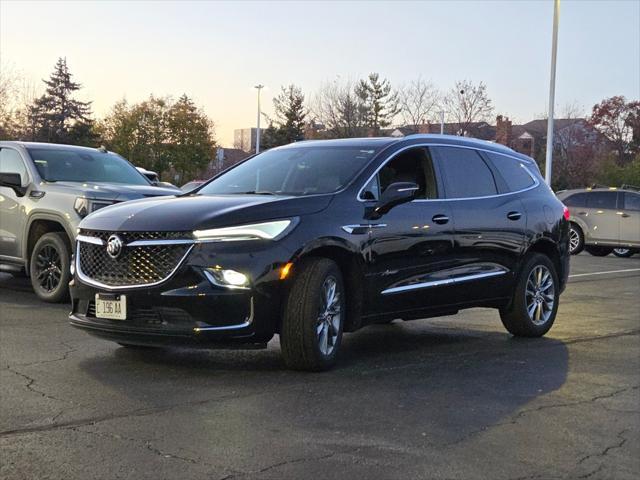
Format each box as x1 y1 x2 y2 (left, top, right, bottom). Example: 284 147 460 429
35 245 63 293
525 265 555 325
569 227 580 253
316 276 342 356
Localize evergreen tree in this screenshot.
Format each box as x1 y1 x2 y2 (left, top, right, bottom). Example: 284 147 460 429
27 57 94 144
356 73 400 135
273 85 307 144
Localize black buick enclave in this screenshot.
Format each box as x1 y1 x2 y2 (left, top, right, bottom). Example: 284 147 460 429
69 135 570 370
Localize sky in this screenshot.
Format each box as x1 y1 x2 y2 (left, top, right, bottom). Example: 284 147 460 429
1 0 639 147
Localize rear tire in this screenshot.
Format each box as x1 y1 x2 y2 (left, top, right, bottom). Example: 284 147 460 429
29 232 71 303
568 223 584 255
280 258 345 371
500 253 559 337
585 246 613 257
612 248 635 258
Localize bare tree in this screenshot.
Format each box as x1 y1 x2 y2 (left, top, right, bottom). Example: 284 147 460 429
0 63 39 139
442 80 493 136
398 78 440 132
311 78 368 138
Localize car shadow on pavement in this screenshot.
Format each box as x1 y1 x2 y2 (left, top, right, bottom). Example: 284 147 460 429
76 321 568 445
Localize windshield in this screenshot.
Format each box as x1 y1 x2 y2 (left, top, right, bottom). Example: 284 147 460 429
198 146 379 196
28 148 150 185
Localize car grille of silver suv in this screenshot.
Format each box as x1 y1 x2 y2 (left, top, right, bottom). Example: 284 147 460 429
76 230 194 289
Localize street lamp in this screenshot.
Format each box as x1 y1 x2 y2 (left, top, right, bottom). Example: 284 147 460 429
545 0 560 186
254 84 264 154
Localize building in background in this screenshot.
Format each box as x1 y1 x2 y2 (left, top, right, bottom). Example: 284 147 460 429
234 128 265 152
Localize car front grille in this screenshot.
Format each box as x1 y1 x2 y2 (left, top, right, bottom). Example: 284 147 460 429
77 230 193 288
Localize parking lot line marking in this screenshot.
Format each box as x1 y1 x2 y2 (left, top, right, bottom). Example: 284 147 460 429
569 268 640 278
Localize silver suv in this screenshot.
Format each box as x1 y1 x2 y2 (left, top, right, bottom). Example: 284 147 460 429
557 187 640 257
0 141 177 302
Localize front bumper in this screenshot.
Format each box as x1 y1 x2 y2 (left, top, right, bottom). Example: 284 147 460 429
69 241 292 348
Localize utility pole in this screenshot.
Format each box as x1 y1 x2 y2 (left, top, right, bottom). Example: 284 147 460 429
439 110 445 134
545 0 560 186
254 84 264 154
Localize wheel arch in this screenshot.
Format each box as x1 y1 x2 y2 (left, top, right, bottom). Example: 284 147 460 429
291 238 366 332
24 213 74 264
524 238 564 284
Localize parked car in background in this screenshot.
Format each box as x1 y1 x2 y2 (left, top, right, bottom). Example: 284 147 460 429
69 135 569 371
136 167 180 191
0 141 178 302
181 180 206 192
557 186 640 257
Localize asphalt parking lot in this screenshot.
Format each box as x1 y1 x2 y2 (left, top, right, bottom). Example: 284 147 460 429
1 254 639 480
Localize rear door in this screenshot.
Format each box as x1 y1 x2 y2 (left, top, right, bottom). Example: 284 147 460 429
620 191 640 246
585 191 619 244
431 146 527 303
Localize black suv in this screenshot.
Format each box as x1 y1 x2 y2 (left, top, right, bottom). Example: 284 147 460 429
69 136 570 371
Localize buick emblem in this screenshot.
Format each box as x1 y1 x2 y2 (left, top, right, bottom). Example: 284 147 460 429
106 234 124 259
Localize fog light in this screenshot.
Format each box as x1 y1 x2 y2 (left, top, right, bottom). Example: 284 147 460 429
70 255 76 276
204 268 249 289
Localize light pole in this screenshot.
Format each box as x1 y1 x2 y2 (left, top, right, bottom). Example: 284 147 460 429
254 84 264 154
545 0 560 186
439 110 445 134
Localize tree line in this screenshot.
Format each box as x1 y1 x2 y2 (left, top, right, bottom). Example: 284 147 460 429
1 58 638 187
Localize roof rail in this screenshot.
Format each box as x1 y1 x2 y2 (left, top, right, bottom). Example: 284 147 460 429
621 184 640 191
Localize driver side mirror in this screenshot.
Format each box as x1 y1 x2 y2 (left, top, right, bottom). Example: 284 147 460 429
0 172 27 197
365 182 418 220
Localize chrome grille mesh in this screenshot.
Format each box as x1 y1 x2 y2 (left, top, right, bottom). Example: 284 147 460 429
78 230 192 287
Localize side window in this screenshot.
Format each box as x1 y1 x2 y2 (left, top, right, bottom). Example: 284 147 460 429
563 192 588 207
485 152 535 192
623 192 640 211
362 147 438 200
587 191 617 210
0 148 28 182
433 146 497 198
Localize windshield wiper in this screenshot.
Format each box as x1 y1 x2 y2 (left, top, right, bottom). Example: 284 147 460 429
233 190 277 195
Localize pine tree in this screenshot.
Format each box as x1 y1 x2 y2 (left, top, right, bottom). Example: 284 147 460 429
272 85 307 144
357 73 400 135
27 57 94 144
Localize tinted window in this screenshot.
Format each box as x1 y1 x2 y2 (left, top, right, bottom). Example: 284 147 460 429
562 192 588 207
623 192 640 211
27 148 148 185
200 146 379 196
587 191 617 210
363 147 438 200
486 152 534 191
0 148 28 181
434 147 497 198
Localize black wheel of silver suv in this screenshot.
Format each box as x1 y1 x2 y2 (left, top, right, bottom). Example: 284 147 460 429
29 232 71 303
500 253 559 337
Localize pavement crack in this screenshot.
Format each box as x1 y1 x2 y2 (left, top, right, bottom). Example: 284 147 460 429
11 341 78 368
577 428 629 465
4 365 66 403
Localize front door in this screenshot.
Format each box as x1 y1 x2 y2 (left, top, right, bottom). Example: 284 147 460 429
360 147 456 318
0 147 29 259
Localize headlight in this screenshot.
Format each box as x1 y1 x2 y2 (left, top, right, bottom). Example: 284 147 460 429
193 219 295 242
74 198 116 218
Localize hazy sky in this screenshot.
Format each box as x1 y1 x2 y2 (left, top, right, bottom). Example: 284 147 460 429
1 0 639 146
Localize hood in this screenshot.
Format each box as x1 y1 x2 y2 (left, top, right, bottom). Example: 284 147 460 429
45 181 178 200
79 193 333 232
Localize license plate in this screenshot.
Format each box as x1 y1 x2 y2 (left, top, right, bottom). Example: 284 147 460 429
95 294 127 320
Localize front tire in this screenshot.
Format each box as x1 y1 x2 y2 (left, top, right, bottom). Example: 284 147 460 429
612 248 635 258
585 246 613 257
280 258 345 371
568 223 584 255
29 232 71 303
500 253 559 337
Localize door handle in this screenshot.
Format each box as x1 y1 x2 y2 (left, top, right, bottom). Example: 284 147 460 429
617 212 630 218
578 211 587 216
507 211 522 221
432 214 449 225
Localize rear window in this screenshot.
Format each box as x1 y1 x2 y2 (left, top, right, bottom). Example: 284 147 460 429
562 192 588 207
587 191 617 210
486 152 535 192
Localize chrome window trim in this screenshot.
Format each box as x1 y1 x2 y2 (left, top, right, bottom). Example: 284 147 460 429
75 241 194 291
381 270 506 295
357 143 540 203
